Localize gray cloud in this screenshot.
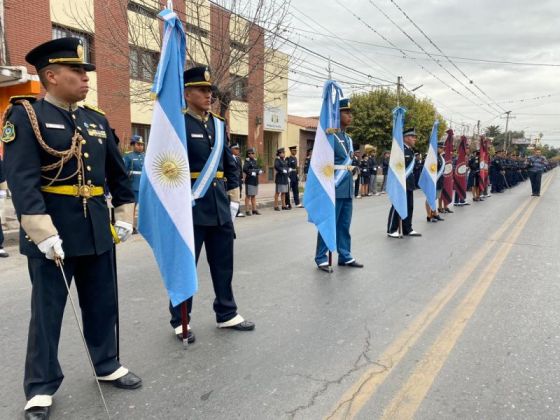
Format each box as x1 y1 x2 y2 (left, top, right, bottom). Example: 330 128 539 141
286 0 560 145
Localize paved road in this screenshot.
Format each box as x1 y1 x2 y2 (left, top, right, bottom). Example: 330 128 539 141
1 170 558 419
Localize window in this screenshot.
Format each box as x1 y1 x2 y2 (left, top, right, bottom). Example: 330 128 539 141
186 23 209 39
131 123 151 146
52 25 94 64
230 75 248 102
127 1 158 18
230 40 248 53
130 46 159 82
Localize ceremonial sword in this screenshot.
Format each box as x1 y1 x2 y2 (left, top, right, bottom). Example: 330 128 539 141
54 256 111 419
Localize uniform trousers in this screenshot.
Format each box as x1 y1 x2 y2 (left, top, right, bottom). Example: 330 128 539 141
0 216 4 246
169 222 238 326
387 190 414 234
24 251 120 400
315 198 353 265
285 177 300 206
529 171 543 195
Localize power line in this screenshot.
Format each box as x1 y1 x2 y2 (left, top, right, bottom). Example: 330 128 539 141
387 0 506 113
366 0 504 115
287 26 560 68
335 0 497 117
289 5 399 82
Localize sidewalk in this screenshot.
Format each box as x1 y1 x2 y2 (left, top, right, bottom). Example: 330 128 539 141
0 182 287 247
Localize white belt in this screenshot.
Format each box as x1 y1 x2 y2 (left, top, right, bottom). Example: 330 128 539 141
130 171 142 175
334 165 353 170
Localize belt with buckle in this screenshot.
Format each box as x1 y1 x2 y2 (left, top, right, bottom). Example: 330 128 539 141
41 184 104 198
190 171 224 179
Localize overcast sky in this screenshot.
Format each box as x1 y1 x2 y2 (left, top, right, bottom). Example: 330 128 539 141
283 0 560 146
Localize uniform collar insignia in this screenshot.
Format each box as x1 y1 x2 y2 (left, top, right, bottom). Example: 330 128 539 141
185 107 209 123
45 93 79 112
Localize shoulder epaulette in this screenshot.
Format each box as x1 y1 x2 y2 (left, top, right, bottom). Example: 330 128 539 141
83 103 105 115
9 95 36 105
210 112 225 121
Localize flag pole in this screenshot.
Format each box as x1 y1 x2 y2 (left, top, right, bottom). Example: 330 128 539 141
328 251 333 273
180 301 189 349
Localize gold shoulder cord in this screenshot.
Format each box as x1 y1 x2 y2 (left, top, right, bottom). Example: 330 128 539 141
19 100 90 216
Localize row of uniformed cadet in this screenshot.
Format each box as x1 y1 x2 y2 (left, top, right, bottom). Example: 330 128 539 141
1 38 255 420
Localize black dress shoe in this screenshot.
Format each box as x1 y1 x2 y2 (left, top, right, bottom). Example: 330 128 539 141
175 330 196 344
25 406 50 420
444 208 454 213
252 210 261 215
111 372 142 389
274 207 281 211
434 215 444 221
222 320 255 331
339 260 364 268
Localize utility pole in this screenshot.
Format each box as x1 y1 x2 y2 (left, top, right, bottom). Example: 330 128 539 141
504 111 512 151
477 120 481 136
327 57 333 79
397 76 402 106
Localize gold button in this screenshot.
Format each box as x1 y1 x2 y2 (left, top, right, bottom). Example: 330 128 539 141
87 180 92 185
87 165 92 171
84 153 89 158
77 127 82 131
81 139 86 145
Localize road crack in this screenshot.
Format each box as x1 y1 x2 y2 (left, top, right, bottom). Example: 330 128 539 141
286 326 385 419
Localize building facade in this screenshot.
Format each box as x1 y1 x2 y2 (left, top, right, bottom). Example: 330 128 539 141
2 0 289 181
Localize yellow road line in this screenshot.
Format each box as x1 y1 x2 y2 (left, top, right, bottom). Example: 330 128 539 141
381 174 555 420
326 175 552 420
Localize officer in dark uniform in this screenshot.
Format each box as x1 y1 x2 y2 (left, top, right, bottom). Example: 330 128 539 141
285 145 302 208
1 38 141 419
303 147 312 181
243 147 262 216
123 135 145 200
168 66 255 340
274 147 289 210
387 128 422 237
122 134 145 232
230 143 245 217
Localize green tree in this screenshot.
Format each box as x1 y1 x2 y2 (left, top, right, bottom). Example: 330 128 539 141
485 125 501 137
348 89 446 153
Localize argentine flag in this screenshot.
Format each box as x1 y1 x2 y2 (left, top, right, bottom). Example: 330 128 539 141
387 106 408 219
419 120 440 211
138 6 198 307
303 80 343 251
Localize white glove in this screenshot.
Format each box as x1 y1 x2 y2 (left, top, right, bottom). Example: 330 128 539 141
114 221 133 243
37 235 65 260
0 190 6 198
230 201 240 222
283 169 287 174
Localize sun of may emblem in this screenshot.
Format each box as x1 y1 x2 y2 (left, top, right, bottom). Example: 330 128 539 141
430 163 437 173
322 164 335 178
153 152 189 188
395 161 405 174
